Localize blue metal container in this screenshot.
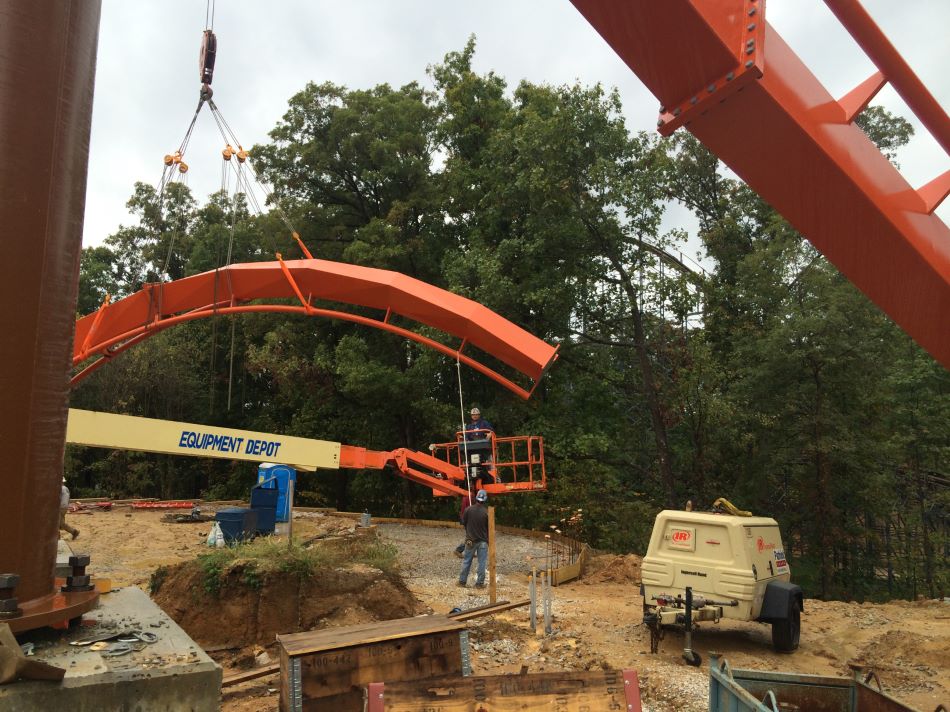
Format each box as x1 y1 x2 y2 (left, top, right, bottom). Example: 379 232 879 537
215 507 258 545
257 464 297 522
250 483 279 509
251 506 276 536
249 482 278 535
708 654 918 712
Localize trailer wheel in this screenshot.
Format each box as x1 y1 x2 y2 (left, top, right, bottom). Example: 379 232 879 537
683 650 702 667
771 599 801 652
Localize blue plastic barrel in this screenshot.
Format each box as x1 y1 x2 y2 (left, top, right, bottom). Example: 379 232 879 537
250 481 278 535
215 507 258 544
257 463 297 522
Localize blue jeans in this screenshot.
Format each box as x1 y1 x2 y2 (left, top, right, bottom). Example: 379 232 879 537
459 540 487 586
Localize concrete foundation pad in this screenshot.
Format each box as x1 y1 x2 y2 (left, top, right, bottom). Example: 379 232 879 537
1 587 221 711
55 539 72 578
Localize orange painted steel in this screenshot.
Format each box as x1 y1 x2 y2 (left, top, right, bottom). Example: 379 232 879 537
73 258 560 399
822 0 950 157
338 433 546 498
429 432 547 496
570 0 950 369
6 588 100 635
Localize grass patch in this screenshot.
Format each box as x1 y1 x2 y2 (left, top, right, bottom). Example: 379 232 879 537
195 535 398 597
149 565 169 595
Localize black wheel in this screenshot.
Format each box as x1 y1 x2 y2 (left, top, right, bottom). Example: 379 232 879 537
683 650 702 667
771 599 801 652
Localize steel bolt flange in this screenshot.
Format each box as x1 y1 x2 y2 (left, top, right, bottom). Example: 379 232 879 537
0 597 21 619
62 555 95 592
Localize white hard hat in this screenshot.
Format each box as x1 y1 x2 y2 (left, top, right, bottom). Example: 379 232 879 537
470 407 481 416
475 489 488 502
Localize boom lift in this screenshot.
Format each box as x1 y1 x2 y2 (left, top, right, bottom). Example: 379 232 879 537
66 409 546 498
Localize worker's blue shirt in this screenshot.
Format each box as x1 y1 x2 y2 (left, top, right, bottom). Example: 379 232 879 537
465 418 493 440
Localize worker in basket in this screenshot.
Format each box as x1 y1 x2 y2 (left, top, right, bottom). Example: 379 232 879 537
463 407 496 485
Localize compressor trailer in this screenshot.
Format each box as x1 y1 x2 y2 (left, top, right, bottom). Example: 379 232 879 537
640 506 803 665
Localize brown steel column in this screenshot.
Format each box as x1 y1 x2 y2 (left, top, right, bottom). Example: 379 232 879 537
0 1 101 606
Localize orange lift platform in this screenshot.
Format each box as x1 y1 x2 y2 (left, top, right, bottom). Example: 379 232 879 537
340 431 547 498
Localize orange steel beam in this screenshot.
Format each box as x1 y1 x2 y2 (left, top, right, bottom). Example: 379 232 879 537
823 0 950 157
72 259 560 399
570 0 950 368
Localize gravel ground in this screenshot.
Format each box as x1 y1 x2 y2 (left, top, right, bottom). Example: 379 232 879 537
374 520 706 711
377 521 555 613
378 522 550 582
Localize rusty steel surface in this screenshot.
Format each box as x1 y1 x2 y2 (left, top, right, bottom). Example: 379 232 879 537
855 680 922 711
570 0 950 369
5 589 100 635
709 657 854 712
710 659 921 712
73 259 560 399
0 0 101 609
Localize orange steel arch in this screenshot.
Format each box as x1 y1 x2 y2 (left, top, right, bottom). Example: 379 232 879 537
73 257 559 398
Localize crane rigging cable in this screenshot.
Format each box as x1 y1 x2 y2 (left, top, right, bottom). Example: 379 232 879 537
204 0 215 32
456 354 472 499
152 10 308 281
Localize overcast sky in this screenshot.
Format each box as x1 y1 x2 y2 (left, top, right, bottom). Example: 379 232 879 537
83 1 949 256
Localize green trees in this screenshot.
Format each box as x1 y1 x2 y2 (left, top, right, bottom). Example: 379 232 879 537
73 40 948 600
664 126 949 600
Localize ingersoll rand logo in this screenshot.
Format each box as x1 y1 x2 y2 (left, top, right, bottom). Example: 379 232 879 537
669 528 695 550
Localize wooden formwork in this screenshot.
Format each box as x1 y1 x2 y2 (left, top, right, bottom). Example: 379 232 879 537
277 615 468 711
366 669 642 711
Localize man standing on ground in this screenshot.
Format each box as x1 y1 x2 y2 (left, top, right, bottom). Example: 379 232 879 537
458 489 489 588
59 477 79 540
454 488 472 557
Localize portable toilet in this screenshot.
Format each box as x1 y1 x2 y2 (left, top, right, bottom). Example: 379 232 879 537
257 463 297 522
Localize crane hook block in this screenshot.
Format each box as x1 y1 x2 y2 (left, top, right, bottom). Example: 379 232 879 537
178 161 189 174
199 29 217 85
236 146 248 163
222 145 233 161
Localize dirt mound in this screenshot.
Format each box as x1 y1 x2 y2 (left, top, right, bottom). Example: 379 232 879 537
856 628 950 694
583 554 642 585
152 560 423 651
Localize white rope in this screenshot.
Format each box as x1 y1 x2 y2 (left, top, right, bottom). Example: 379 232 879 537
456 353 472 498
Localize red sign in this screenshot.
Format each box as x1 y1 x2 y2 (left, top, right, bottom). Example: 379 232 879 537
672 530 692 543
757 537 776 552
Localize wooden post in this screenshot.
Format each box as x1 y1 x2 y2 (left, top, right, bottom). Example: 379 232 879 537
529 568 537 632
543 572 553 635
488 506 496 603
287 478 295 549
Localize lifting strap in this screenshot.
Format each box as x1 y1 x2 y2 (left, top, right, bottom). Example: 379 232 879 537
456 354 472 498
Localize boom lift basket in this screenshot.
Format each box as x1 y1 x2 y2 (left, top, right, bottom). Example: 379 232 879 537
428 433 546 496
